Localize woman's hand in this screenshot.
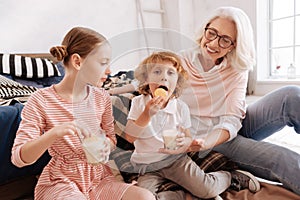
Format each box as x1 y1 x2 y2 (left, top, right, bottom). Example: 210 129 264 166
186 139 206 152
187 129 229 151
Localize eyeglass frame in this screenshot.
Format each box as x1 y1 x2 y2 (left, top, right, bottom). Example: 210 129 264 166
204 27 235 49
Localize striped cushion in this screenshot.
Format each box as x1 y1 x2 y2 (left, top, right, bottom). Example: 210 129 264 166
0 54 61 78
0 75 37 99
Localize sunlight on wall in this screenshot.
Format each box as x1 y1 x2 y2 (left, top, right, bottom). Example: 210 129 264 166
0 0 255 74
0 0 137 54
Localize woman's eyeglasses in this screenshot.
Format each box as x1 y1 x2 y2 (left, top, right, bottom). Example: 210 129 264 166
204 28 234 49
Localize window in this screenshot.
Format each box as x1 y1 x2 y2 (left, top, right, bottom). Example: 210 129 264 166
269 0 300 79
256 0 300 95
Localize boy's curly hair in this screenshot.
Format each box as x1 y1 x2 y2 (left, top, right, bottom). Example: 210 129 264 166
134 51 188 98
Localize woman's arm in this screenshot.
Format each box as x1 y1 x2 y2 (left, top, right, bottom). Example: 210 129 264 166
204 129 230 148
107 79 139 95
108 83 136 95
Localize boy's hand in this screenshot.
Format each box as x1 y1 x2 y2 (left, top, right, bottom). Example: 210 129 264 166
159 132 194 154
145 96 165 117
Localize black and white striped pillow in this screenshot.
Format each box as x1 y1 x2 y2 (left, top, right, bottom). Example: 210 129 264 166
0 53 61 79
0 75 37 99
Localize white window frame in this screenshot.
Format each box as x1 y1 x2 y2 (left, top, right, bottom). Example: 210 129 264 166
255 0 300 95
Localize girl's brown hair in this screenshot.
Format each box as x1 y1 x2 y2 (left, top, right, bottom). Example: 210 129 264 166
135 51 188 98
49 27 107 65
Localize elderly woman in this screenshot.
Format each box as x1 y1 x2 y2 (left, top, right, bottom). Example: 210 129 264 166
179 6 300 195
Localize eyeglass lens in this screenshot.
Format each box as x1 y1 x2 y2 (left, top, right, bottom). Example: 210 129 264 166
204 28 233 48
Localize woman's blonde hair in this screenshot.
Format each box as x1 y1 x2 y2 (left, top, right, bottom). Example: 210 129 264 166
196 7 256 71
49 27 107 65
134 51 188 98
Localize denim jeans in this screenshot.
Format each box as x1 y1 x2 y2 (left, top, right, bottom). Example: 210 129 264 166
214 85 300 195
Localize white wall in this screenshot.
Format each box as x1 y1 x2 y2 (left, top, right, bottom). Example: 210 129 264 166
0 0 142 73
192 0 256 33
0 0 257 74
0 0 140 53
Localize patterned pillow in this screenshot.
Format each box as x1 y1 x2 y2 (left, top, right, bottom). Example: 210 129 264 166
109 148 138 183
103 71 134 90
112 94 133 138
0 75 37 99
0 53 61 79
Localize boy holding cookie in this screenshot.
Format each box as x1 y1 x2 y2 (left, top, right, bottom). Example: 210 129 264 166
124 51 260 199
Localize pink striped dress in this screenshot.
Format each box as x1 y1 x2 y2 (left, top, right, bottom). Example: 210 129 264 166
11 85 131 200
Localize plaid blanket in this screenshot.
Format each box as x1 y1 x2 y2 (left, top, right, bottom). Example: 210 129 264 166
110 94 238 194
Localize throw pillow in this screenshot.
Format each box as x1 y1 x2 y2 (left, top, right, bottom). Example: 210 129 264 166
0 53 61 79
0 75 37 99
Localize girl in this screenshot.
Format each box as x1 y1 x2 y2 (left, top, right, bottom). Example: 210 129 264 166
11 27 155 200
125 51 260 199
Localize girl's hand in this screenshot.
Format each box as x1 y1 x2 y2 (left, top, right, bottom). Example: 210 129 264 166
145 96 165 117
97 136 111 163
49 121 79 138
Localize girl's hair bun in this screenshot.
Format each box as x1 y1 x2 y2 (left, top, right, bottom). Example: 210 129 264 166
50 45 68 61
